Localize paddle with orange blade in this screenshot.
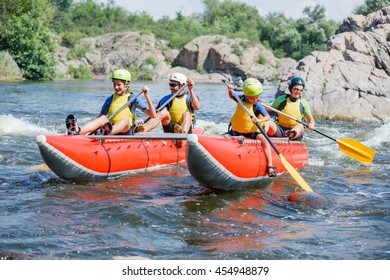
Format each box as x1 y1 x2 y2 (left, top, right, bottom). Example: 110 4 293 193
261 103 376 165
223 79 313 192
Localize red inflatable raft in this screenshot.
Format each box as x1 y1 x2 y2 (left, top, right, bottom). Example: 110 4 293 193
186 134 309 191
36 128 204 181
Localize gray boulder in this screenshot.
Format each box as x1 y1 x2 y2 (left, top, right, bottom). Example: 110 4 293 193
278 6 390 121
177 35 290 81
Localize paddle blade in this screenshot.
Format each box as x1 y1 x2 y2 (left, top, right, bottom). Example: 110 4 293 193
337 138 376 165
279 154 313 192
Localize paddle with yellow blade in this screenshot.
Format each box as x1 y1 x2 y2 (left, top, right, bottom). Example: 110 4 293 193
222 79 314 193
30 90 145 171
261 103 376 165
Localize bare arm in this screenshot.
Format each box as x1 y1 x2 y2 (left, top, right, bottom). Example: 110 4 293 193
141 86 157 118
305 115 315 130
227 84 235 100
187 79 201 110
252 114 270 124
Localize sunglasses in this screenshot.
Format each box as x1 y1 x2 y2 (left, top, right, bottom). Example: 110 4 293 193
292 87 303 93
169 83 180 87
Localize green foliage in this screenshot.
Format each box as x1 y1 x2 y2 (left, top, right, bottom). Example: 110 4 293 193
67 43 92 60
0 0 343 80
231 44 241 56
353 0 390 15
303 5 326 22
0 51 21 79
151 13 205 48
62 31 84 48
144 57 158 67
128 66 140 81
196 65 206 74
202 0 262 42
68 65 93 79
171 57 182 67
0 0 58 79
270 21 301 58
138 69 153 80
0 0 57 80
258 54 267 65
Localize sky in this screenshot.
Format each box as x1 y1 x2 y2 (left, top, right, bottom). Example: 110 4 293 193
109 0 367 22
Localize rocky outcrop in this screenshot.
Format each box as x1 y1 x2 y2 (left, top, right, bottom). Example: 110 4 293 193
56 32 167 78
52 7 390 121
55 32 294 83
0 51 22 79
177 35 293 81
278 7 390 121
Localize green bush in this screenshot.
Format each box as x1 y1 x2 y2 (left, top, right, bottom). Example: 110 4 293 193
258 54 267 65
231 44 242 56
138 69 153 80
68 65 93 79
62 31 84 48
196 65 206 74
67 43 92 60
144 57 158 67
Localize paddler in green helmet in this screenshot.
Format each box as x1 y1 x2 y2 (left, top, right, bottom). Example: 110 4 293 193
65 69 156 135
227 78 276 177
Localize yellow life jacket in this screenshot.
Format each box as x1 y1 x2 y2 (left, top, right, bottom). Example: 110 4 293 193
169 95 189 125
107 93 133 126
231 100 263 133
277 97 303 128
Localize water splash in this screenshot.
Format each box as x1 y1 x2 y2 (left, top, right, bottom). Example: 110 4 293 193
0 114 53 136
366 121 390 148
196 119 228 135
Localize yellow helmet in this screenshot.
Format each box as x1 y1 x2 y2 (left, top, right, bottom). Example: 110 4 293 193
243 78 263 96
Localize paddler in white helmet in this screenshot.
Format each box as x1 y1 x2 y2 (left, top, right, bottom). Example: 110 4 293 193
141 72 201 148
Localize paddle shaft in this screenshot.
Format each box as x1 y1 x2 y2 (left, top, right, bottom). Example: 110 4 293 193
261 103 336 141
108 90 144 121
143 84 188 124
229 90 285 158
262 102 376 165
224 79 313 192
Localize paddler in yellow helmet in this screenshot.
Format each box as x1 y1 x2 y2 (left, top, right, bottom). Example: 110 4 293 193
227 78 276 177
65 69 156 135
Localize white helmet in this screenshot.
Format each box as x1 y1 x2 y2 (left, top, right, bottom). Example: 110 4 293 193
169 73 187 85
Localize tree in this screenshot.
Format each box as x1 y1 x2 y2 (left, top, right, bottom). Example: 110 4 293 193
202 0 262 42
269 20 301 58
353 0 390 15
303 4 326 22
0 0 57 79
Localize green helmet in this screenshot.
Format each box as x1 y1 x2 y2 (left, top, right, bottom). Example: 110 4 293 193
243 78 263 97
112 69 131 83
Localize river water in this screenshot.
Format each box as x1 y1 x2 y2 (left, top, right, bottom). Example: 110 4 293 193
0 80 389 260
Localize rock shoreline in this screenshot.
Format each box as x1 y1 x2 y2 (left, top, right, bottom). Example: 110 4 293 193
3 7 390 121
